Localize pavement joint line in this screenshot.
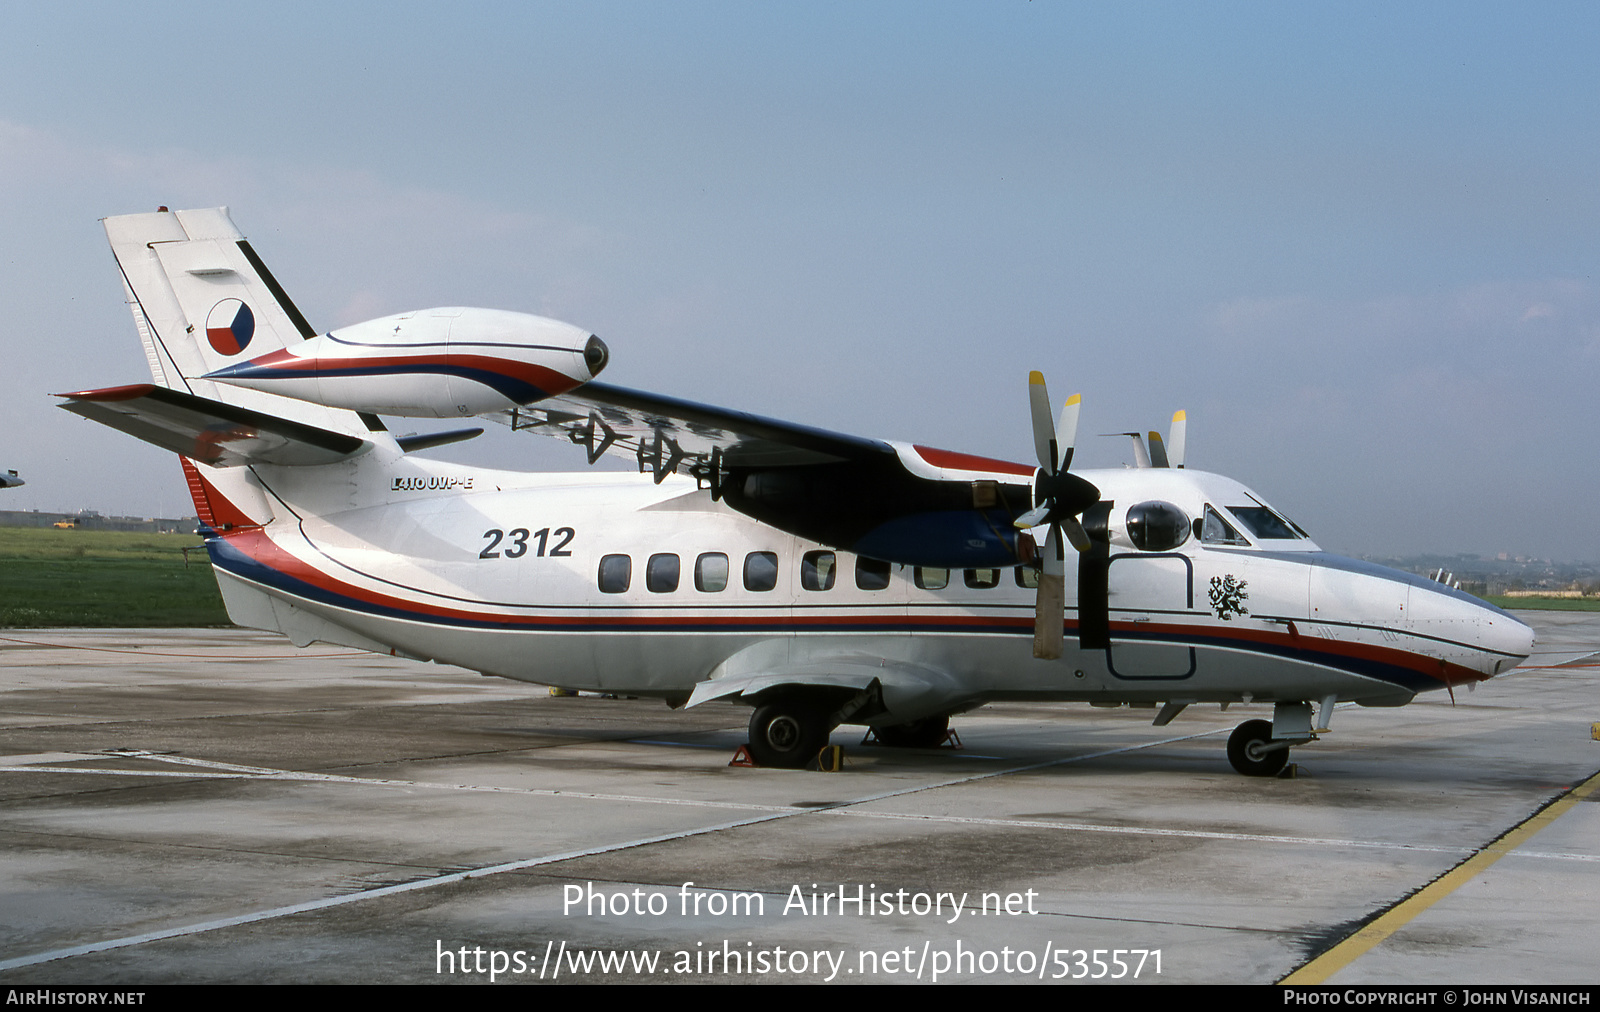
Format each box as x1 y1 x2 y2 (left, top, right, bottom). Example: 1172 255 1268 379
15 740 1599 862
1279 765 1600 984
0 727 1228 971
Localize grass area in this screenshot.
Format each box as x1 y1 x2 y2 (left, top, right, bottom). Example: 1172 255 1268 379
1483 595 1600 612
0 526 230 627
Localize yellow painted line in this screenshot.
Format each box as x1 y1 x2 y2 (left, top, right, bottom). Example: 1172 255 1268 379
1281 767 1600 984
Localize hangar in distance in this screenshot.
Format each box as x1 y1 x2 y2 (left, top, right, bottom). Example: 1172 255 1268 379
59 207 1534 774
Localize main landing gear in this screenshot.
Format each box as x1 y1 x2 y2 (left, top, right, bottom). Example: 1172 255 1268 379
747 701 832 769
745 703 956 768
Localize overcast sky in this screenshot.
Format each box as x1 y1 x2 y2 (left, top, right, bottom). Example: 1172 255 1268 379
2 2 1596 560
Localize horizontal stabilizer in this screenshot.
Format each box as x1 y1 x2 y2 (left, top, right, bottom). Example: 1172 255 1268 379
58 384 371 467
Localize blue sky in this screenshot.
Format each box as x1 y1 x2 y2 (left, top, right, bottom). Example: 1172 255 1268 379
2 3 1596 559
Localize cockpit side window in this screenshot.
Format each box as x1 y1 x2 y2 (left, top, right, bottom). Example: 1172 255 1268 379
1199 504 1250 546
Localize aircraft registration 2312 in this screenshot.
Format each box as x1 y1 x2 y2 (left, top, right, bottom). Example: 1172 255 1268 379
58 207 1535 775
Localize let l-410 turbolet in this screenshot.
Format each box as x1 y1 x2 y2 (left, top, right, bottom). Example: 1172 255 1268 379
60 207 1535 775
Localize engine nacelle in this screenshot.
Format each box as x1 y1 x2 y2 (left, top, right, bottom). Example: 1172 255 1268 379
203 307 608 417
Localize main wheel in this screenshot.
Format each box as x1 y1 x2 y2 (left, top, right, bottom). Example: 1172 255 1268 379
1227 719 1289 777
748 702 830 768
872 715 950 748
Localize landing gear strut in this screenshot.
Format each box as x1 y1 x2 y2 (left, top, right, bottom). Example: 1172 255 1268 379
1227 719 1290 777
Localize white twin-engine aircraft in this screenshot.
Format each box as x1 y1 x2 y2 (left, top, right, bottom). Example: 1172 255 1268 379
61 207 1534 775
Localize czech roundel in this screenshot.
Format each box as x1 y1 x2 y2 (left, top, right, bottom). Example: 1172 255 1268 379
206 299 255 356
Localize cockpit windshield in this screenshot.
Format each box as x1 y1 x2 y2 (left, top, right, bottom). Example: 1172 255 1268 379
1226 501 1307 540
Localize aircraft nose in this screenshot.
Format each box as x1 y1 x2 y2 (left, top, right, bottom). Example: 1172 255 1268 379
1485 607 1536 672
1409 580 1536 677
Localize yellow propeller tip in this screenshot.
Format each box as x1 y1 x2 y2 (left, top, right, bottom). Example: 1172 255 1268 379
1173 409 1186 422
1065 393 1081 406
1028 370 1045 385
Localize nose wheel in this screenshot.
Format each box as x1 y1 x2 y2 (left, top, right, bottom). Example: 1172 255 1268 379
1227 719 1290 777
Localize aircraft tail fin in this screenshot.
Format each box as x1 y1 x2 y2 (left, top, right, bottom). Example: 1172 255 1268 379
101 207 373 439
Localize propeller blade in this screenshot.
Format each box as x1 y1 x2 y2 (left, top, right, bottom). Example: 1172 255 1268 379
1027 371 1057 472
1040 523 1065 577
1013 503 1052 530
1034 568 1066 659
1168 409 1186 468
1059 516 1092 553
1148 430 1169 468
1056 394 1080 471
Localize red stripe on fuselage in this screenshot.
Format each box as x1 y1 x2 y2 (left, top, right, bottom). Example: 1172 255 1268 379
248 352 581 394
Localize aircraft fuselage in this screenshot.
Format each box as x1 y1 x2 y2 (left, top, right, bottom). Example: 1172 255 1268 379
208 454 1531 724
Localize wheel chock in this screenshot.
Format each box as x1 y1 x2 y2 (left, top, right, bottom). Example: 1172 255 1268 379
861 728 962 749
1592 723 1600 741
729 745 757 767
1276 763 1300 780
812 745 845 772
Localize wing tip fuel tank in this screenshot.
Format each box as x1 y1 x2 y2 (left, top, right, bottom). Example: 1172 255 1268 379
204 308 607 418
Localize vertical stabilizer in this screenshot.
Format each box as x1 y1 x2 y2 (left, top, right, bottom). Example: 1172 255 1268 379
102 207 370 439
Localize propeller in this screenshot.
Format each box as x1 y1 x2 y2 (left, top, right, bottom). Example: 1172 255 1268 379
1015 372 1101 659
1146 410 1186 468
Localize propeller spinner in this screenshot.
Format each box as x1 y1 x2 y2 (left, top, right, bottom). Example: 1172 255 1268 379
1015 372 1101 659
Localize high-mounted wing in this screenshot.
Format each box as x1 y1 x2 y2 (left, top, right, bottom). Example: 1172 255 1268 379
490 381 895 479
489 382 1045 570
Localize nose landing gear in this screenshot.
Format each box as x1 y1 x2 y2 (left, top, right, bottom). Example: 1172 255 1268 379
1227 718 1291 777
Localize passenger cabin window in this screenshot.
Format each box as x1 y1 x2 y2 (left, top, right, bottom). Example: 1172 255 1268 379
856 558 892 591
744 552 779 592
695 553 729 592
802 551 836 591
598 554 631 593
1199 505 1250 546
915 567 949 590
646 553 680 593
1015 567 1039 589
1227 505 1303 540
964 569 1000 589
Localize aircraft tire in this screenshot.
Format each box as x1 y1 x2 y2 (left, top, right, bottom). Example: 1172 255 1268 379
1227 719 1289 777
748 702 830 769
872 715 949 748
